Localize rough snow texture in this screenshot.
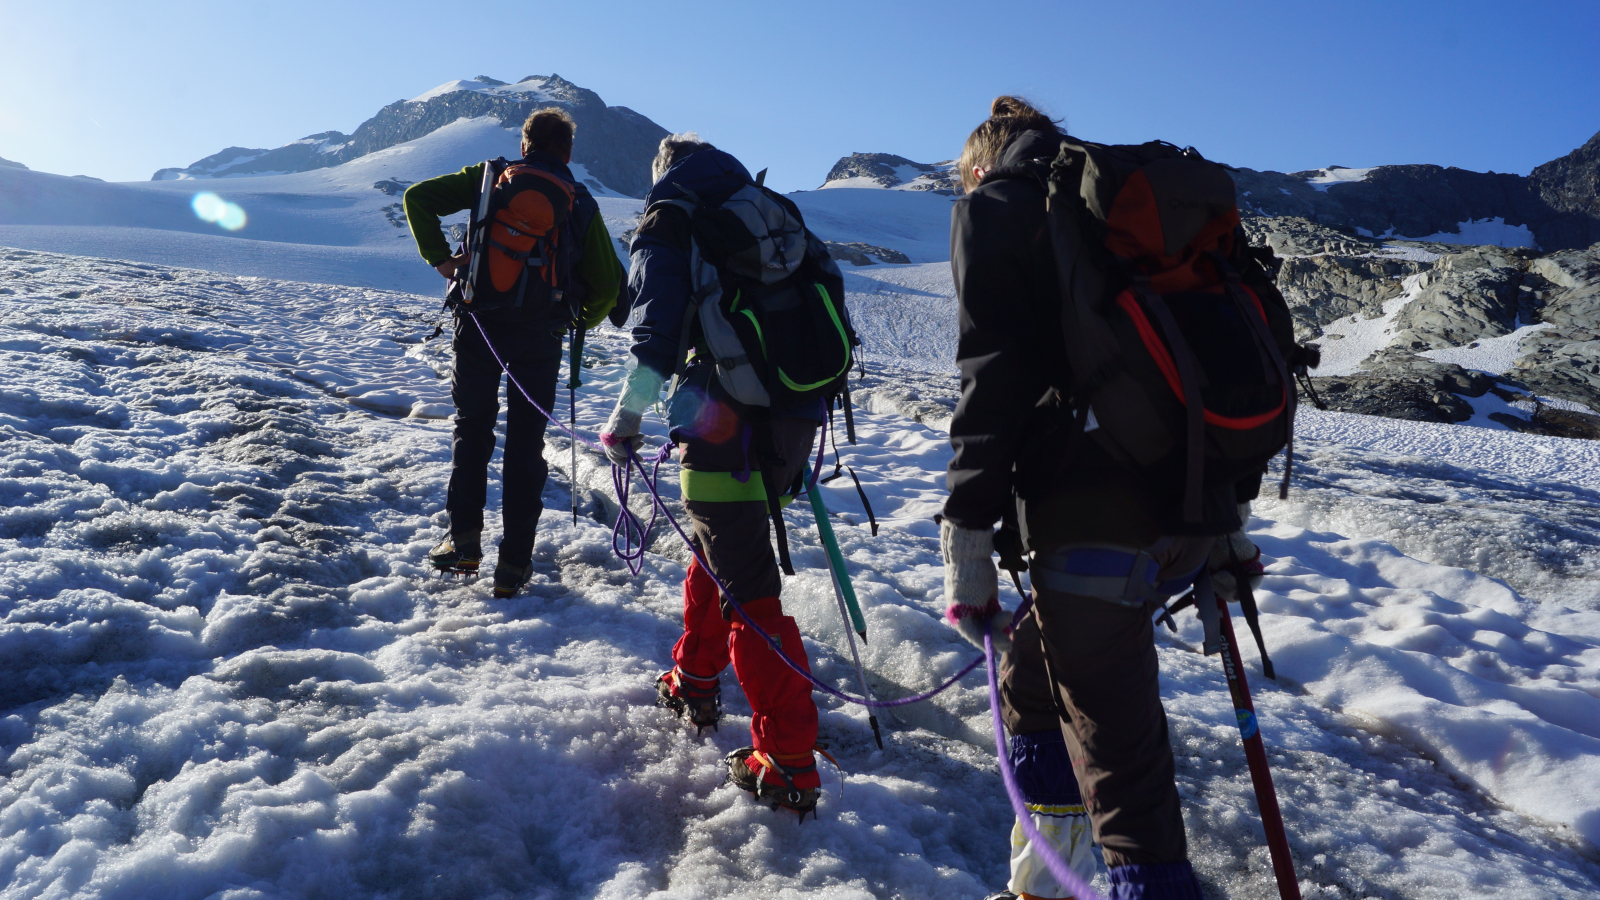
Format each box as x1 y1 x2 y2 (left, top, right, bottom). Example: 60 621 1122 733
2 246 1599 899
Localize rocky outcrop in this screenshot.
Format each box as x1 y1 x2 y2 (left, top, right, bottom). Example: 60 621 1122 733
1529 131 1600 248
1389 248 1528 350
820 153 959 194
1231 129 1600 252
152 75 670 198
0 155 27 170
1249 210 1600 435
824 241 911 266
1508 246 1600 411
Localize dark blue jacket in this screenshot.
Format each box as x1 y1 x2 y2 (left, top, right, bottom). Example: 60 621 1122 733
625 148 824 424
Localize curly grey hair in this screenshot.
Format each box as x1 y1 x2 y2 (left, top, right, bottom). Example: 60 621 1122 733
651 132 715 184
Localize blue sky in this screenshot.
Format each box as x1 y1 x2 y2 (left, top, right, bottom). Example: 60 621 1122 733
1 0 1596 193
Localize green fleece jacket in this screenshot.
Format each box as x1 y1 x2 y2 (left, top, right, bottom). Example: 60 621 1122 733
404 158 624 329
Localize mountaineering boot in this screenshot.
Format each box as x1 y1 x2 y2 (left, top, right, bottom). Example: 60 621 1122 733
655 667 722 734
492 560 533 598
429 533 482 575
725 747 821 821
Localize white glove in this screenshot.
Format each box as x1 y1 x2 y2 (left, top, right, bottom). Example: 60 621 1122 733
1209 504 1264 603
940 519 1011 654
601 362 666 466
600 406 644 467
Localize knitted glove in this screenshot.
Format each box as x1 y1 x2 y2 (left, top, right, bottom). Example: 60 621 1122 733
600 407 644 467
940 519 1011 654
1209 505 1264 603
601 363 666 466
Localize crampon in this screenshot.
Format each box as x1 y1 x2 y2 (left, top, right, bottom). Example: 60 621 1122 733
724 746 841 822
429 535 481 578
655 668 722 735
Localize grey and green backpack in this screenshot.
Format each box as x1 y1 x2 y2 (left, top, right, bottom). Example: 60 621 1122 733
655 175 857 410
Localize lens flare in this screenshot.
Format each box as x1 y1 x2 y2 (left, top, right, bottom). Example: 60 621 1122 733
192 192 248 231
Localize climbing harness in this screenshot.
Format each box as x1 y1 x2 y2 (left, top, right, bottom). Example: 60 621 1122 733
466 311 992 709
463 311 1300 896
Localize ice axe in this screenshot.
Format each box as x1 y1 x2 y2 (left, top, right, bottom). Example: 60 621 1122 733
568 327 585 524
806 463 882 749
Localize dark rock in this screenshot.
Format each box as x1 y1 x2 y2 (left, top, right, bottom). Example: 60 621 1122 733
1488 411 1538 431
824 241 909 266
1529 130 1600 234
1431 391 1474 422
1303 374 1461 423
821 153 959 194
1530 406 1600 439
825 243 873 266
1231 128 1600 252
372 179 412 196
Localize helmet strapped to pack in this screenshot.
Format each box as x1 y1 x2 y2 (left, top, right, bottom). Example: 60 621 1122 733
450 157 589 321
1009 139 1300 527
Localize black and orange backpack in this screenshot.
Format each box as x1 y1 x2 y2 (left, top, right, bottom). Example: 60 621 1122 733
995 140 1302 527
451 156 592 319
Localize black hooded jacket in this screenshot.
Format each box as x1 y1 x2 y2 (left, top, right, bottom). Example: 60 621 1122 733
943 130 1243 550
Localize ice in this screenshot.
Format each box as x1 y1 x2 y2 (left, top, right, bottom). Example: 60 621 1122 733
1305 166 1377 192
1397 217 1540 250
3 234 1600 894
1308 273 1424 376
1420 321 1555 376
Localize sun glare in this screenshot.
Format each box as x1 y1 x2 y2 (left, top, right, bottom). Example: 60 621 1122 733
192 192 247 231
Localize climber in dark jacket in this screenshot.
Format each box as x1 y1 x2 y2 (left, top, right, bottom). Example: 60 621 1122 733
940 97 1252 900
600 134 828 819
404 107 624 599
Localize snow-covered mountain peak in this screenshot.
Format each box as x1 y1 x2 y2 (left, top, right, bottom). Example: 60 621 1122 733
0 154 27 170
149 74 668 197
408 74 559 105
1300 165 1377 192
820 152 960 194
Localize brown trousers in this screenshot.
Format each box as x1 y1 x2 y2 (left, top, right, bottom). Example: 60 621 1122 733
1002 534 1213 868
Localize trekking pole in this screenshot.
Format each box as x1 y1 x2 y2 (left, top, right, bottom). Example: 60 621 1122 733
568 327 585 525
1215 592 1302 900
805 473 883 749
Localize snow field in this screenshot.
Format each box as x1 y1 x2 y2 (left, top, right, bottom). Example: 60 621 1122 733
1307 274 1423 377
2 247 1599 898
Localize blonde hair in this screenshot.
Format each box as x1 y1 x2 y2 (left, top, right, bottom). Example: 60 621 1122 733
957 96 1060 192
652 132 715 184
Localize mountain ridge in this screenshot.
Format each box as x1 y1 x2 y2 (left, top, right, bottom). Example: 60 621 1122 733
152 75 669 198
824 129 1600 251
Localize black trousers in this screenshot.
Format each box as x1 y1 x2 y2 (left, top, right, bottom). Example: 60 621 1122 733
1004 534 1214 869
447 314 563 565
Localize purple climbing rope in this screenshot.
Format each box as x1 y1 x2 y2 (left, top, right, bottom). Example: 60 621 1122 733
469 312 1099 889
465 310 996 708
987 625 1110 900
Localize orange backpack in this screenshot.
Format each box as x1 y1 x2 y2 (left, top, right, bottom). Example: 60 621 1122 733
452 156 590 318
